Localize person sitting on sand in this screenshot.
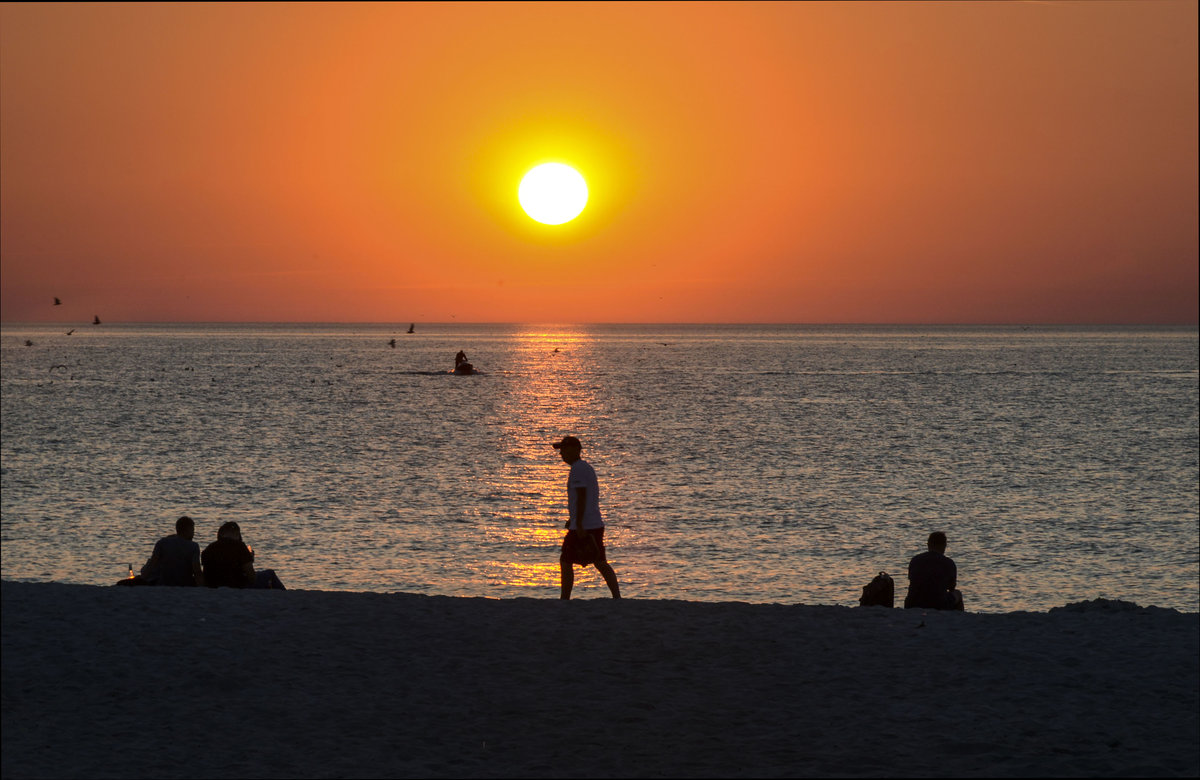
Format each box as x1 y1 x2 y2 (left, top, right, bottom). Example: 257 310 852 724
903 531 963 610
140 516 205 586
201 521 285 590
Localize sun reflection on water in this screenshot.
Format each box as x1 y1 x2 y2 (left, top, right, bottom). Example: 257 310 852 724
483 327 627 593
482 560 560 589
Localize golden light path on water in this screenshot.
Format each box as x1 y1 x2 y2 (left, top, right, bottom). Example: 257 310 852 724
480 328 640 595
471 328 870 601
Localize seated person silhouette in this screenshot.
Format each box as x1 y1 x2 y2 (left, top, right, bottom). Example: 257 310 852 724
139 516 204 586
201 521 285 589
904 531 963 610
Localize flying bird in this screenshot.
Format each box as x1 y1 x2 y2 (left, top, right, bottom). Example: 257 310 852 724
53 297 62 306
93 315 101 325
65 329 75 336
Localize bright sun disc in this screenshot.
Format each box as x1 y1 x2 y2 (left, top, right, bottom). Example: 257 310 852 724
518 163 588 225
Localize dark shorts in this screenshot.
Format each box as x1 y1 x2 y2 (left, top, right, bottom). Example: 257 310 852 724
560 528 607 567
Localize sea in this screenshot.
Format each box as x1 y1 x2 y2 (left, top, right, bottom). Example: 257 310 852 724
2 323 1197 613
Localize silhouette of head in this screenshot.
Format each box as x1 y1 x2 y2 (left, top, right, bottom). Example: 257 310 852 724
218 521 242 541
175 516 194 540
553 435 582 463
927 531 948 552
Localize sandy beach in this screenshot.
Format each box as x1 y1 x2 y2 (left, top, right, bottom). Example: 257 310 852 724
2 581 1197 778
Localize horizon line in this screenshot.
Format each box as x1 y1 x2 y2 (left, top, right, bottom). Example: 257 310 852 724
3 320 1198 328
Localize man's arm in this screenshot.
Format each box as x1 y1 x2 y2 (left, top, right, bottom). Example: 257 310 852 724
191 552 205 587
574 487 587 531
140 540 162 578
140 552 160 577
241 546 256 587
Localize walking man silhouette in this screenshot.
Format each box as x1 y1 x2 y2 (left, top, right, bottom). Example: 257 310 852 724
552 435 620 600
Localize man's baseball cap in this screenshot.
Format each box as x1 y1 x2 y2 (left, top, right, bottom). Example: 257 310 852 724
552 435 582 449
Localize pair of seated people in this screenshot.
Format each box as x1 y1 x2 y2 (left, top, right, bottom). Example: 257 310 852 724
136 516 284 589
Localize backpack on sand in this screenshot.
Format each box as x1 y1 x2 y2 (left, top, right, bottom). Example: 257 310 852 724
859 571 894 608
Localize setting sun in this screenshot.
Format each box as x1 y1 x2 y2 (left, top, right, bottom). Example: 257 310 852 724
518 163 588 225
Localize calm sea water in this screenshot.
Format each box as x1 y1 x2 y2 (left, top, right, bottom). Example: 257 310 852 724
2 323 1197 612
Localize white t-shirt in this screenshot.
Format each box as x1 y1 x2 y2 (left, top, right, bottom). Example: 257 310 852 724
567 459 604 530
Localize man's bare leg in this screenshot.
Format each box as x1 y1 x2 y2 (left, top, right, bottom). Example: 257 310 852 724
595 561 621 599
560 561 574 600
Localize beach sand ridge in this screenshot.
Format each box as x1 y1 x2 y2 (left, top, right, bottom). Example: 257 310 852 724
3 581 1197 778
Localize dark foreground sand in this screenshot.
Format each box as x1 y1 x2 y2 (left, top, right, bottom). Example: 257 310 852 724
2 581 1197 778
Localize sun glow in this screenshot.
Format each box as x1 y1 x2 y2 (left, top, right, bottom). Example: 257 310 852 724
518 163 588 225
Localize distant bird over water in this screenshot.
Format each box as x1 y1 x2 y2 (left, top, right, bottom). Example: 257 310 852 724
65 329 75 336
53 297 62 306
388 338 396 348
93 315 101 325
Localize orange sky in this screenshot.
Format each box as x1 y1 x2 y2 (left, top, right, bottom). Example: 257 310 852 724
2 1 1196 324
